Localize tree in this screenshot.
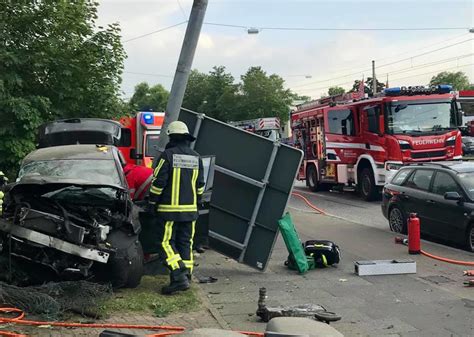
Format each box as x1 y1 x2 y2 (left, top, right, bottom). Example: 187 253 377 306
238 67 294 122
351 77 385 95
182 69 210 113
430 71 471 91
328 86 345 96
129 82 169 111
0 2 126 176
183 66 238 121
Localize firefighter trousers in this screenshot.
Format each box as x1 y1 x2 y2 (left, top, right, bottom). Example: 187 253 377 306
155 217 196 272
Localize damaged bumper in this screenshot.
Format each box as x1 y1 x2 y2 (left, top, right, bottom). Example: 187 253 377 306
0 219 110 264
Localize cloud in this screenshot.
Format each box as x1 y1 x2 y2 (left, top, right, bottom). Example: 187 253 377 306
95 1 473 99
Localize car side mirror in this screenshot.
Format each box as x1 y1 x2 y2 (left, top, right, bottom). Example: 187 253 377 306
130 148 143 160
444 191 463 201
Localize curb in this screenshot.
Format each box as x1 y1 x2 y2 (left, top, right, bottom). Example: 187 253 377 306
194 278 231 330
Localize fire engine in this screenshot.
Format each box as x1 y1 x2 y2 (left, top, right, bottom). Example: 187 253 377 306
458 90 474 136
291 85 463 201
118 111 165 168
229 117 281 141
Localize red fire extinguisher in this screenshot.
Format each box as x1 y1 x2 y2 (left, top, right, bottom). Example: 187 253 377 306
408 213 421 254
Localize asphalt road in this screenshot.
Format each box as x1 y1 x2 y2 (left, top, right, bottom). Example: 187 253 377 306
289 181 390 231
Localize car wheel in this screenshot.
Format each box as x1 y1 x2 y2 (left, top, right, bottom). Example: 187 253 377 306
126 240 144 288
389 206 407 234
466 224 474 252
104 231 144 289
359 168 378 201
307 165 319 192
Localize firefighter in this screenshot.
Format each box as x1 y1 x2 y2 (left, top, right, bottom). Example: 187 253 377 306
148 121 205 295
123 163 153 201
0 171 7 216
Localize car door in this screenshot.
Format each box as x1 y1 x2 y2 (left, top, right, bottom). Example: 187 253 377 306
400 169 435 235
426 170 468 241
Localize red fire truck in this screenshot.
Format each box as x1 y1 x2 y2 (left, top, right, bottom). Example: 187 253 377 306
291 85 463 200
118 111 165 168
229 117 282 141
458 90 474 136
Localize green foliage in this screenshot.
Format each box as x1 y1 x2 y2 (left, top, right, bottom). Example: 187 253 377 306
327 86 345 96
0 1 126 176
183 66 294 123
129 82 169 112
430 71 471 91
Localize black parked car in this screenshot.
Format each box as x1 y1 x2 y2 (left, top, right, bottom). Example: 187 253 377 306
382 161 474 252
462 136 474 155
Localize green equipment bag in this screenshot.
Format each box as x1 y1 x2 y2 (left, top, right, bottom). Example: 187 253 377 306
278 212 309 274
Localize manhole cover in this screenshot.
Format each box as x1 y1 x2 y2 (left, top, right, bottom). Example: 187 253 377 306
420 275 454 284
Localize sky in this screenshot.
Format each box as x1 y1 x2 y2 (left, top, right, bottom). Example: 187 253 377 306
96 0 474 100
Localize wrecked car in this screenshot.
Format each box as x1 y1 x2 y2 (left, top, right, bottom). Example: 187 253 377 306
0 144 143 288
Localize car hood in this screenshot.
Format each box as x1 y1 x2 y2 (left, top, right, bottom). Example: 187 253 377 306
13 175 125 191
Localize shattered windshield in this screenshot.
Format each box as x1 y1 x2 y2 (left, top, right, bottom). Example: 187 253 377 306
457 172 474 199
18 159 121 186
387 102 456 134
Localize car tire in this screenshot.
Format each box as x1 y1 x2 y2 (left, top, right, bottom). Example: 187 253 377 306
466 224 474 252
126 240 144 288
389 206 407 234
104 231 144 289
306 165 319 192
359 168 378 201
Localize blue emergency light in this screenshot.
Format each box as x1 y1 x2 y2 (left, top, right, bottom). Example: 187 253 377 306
142 112 154 125
384 87 402 96
384 84 453 96
437 84 452 94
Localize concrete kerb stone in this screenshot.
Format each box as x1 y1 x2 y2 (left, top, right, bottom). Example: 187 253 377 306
194 276 232 330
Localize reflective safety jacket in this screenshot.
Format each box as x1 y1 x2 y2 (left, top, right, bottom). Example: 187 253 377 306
149 141 205 221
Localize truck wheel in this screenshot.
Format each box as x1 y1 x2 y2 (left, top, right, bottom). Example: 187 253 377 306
306 165 319 192
359 168 377 201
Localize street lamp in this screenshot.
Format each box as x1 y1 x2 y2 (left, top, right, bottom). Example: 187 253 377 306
247 27 260 34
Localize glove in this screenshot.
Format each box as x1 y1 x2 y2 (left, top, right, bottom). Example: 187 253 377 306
146 201 157 214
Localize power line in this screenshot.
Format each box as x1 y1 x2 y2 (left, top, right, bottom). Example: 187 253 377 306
176 0 188 20
286 32 470 86
204 22 471 31
295 63 474 94
123 21 188 43
389 63 474 82
290 38 473 89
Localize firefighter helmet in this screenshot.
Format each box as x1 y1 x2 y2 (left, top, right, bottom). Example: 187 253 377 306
167 121 195 140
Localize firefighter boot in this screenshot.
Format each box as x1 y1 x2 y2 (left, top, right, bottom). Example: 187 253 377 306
161 268 190 295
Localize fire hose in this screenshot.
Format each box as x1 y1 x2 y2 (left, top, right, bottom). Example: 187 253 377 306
291 192 326 215
396 238 474 267
0 307 264 337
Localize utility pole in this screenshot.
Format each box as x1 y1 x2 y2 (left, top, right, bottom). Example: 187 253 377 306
154 0 208 159
372 60 377 96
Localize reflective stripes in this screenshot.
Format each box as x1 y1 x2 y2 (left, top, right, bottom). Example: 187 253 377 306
157 204 197 212
154 158 165 177
162 221 182 271
197 186 205 195
171 167 181 206
183 221 195 272
150 186 163 195
135 175 153 200
191 168 198 205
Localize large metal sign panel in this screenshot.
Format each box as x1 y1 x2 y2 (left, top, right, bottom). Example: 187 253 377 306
179 109 303 271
